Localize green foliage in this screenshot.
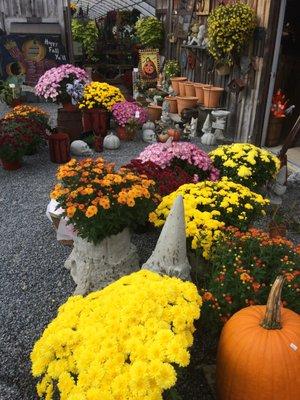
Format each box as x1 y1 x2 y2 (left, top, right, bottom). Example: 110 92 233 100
135 16 164 49
207 2 256 65
164 60 181 79
71 18 100 62
0 81 21 106
200 228 300 328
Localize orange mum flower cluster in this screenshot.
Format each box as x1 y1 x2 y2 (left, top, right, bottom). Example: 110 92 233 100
201 227 300 327
51 158 159 243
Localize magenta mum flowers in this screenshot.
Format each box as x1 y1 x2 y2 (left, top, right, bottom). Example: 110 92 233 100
138 142 220 182
112 101 148 127
35 64 89 103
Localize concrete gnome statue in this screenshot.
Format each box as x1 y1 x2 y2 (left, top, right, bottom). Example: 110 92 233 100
142 195 191 280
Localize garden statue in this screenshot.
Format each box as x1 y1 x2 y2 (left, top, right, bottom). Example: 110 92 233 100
142 128 157 143
70 140 93 156
192 24 206 47
201 113 217 145
211 110 230 141
182 123 191 140
142 196 191 280
266 166 287 205
187 22 200 46
160 99 172 125
190 117 198 137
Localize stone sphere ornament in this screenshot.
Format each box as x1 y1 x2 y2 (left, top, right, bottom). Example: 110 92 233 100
103 131 120 150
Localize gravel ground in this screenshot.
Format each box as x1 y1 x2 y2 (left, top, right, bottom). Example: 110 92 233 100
0 103 298 400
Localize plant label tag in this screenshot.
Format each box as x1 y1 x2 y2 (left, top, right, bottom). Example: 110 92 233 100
135 111 140 118
290 343 298 351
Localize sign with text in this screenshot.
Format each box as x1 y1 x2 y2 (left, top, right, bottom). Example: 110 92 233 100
0 34 68 86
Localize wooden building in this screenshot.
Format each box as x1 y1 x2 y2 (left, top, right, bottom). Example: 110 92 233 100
157 0 300 147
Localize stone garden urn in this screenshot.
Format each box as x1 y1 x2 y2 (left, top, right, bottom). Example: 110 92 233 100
65 228 139 295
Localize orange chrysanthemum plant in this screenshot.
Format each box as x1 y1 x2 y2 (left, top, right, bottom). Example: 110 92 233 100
51 158 160 243
201 227 300 328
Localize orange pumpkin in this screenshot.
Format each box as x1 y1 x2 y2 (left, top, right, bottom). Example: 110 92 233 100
216 275 300 400
167 128 180 141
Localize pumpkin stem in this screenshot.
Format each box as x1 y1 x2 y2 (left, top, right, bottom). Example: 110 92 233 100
261 275 285 330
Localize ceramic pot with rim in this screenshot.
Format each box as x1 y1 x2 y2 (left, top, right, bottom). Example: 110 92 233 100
1 158 22 171
203 86 224 108
194 83 212 104
170 77 187 95
184 83 196 97
176 97 198 116
178 81 187 96
165 96 178 113
148 105 162 122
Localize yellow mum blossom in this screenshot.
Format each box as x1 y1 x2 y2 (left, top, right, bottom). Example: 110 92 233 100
31 270 202 399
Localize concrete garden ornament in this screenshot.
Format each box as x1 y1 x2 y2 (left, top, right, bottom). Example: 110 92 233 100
103 131 120 150
266 166 287 205
142 195 191 280
70 140 93 156
201 114 216 145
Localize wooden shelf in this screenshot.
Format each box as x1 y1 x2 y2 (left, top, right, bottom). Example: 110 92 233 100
181 44 207 50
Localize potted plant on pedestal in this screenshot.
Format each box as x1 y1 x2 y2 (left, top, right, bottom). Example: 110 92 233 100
207 2 256 76
112 100 148 140
51 157 159 294
0 119 25 170
79 82 125 137
35 64 89 110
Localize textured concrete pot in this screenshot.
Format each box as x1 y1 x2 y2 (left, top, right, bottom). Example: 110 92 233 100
170 77 187 94
148 105 162 122
176 96 198 116
65 228 139 295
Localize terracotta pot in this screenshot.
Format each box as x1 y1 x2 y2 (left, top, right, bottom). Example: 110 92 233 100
148 105 162 122
170 77 187 95
1 158 22 171
203 86 224 108
62 102 76 112
116 125 136 141
178 81 187 96
269 222 287 238
82 109 109 137
266 116 284 147
48 133 71 164
184 83 196 97
165 96 178 113
194 83 212 104
176 96 198 116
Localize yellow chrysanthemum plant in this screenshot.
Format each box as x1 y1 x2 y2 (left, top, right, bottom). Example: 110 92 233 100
31 269 202 400
207 2 256 66
78 81 125 111
50 157 160 243
149 178 269 259
209 143 281 191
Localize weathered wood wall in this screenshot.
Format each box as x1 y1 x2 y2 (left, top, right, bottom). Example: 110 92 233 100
167 0 277 143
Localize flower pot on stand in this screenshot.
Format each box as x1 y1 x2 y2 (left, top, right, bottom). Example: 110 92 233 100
64 228 139 295
148 105 162 122
203 87 224 108
176 97 198 116
1 158 22 171
165 96 178 113
194 84 212 104
170 77 187 95
266 116 284 147
82 109 109 137
184 83 196 97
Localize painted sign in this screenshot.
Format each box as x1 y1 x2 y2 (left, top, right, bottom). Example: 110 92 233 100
138 49 160 83
0 34 68 86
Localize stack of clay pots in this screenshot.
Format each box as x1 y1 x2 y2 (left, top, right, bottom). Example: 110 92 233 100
170 77 224 115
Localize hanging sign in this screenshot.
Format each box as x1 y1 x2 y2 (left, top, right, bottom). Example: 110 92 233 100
138 49 160 83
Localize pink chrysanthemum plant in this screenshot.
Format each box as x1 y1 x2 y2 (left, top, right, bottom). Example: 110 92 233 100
112 101 148 129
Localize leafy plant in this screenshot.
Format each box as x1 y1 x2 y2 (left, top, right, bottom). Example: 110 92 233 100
207 2 256 65
0 81 21 106
135 16 164 49
164 60 181 79
71 18 100 62
201 227 300 327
